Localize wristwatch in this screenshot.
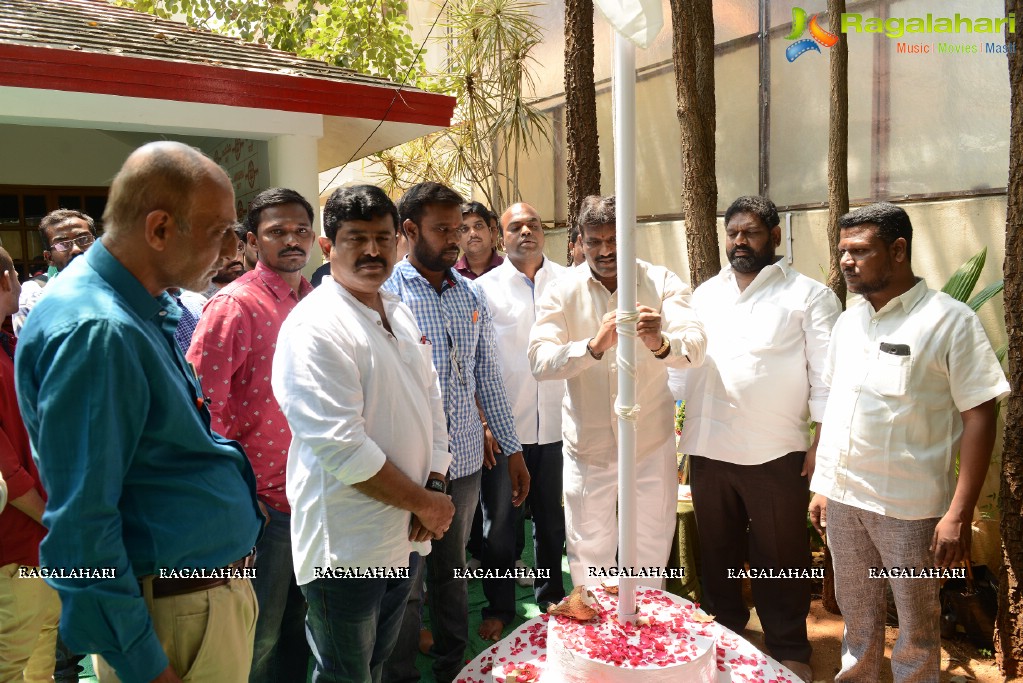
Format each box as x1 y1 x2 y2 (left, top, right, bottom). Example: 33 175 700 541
426 478 447 494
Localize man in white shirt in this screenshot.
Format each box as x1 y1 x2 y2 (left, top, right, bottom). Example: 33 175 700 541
272 185 455 682
670 196 840 682
477 203 569 624
528 194 706 587
809 202 1009 682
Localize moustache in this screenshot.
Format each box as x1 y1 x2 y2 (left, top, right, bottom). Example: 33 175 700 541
278 248 306 257
356 257 388 269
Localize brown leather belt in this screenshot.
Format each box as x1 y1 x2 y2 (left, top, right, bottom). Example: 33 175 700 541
145 552 254 599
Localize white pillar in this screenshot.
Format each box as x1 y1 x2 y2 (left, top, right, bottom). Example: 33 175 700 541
268 134 321 276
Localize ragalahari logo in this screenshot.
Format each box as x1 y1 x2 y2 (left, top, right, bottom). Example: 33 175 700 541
786 7 839 62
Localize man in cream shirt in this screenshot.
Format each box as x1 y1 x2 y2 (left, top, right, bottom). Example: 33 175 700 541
528 194 706 587
670 196 841 683
809 203 1008 682
273 185 455 682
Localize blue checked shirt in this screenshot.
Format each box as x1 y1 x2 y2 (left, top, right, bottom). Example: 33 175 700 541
384 259 521 479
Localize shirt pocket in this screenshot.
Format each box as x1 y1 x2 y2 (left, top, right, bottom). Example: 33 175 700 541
870 349 913 397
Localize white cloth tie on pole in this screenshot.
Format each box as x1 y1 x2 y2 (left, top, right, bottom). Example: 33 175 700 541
614 309 641 422
593 0 663 48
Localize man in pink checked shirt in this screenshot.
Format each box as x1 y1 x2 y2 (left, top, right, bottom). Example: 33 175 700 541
187 187 316 683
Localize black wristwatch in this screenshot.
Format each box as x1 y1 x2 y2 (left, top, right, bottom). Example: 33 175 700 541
426 478 446 493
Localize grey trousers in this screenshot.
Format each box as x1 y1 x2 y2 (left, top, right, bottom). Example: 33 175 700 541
826 500 941 683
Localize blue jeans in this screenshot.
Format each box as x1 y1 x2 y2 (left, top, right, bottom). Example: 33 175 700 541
480 453 516 624
300 556 416 683
250 506 310 683
521 442 566 609
383 469 482 683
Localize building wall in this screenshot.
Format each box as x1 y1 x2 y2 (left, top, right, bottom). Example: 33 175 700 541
0 126 140 187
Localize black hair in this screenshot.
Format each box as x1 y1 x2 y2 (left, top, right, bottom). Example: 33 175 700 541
461 201 492 224
576 195 615 235
322 185 399 242
396 182 464 233
39 209 96 245
244 188 314 236
839 202 913 260
724 196 780 229
568 226 580 243
233 223 247 242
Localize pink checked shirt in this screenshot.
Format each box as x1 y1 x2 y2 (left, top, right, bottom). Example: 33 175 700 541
187 262 314 511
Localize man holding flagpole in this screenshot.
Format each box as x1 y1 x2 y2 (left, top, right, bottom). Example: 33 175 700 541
584 0 665 619
528 195 705 588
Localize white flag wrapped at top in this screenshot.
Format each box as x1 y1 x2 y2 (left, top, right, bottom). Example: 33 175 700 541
593 0 663 48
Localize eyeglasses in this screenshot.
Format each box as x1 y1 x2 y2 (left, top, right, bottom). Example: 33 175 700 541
234 240 246 253
50 234 95 253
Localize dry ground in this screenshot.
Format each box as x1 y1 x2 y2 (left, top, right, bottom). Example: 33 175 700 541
739 600 1002 682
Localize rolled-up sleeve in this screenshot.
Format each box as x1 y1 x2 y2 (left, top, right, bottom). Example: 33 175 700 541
426 348 453 475
804 288 842 423
659 270 707 369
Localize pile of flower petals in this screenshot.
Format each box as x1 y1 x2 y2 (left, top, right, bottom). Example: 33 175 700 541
549 588 705 668
456 588 800 683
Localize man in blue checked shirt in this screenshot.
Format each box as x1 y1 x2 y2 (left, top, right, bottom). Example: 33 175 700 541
382 182 528 683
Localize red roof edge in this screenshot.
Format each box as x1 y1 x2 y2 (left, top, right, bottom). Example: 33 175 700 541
0 43 456 128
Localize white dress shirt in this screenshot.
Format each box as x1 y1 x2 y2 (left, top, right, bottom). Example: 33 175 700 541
476 257 568 446
272 279 451 584
528 260 706 466
670 261 842 465
811 280 1009 520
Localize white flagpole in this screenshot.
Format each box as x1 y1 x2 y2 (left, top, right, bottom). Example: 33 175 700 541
613 29 639 624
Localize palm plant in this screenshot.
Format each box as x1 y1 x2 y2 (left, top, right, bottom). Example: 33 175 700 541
942 247 1006 516
373 0 549 208
942 247 1007 363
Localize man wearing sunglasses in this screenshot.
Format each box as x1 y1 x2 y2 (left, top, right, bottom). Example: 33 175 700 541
13 209 96 336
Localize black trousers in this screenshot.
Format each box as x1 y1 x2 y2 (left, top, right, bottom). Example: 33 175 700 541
690 452 812 663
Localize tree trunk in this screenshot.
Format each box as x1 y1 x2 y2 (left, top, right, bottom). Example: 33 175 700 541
826 0 848 306
823 4 849 613
997 0 1023 676
669 0 719 289
564 0 600 265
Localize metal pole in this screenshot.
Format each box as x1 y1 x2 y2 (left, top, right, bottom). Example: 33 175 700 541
613 30 638 624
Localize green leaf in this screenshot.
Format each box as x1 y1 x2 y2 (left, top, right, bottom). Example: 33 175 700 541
967 280 1004 312
941 247 987 303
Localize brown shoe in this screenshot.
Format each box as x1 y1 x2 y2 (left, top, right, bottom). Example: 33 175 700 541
780 660 813 683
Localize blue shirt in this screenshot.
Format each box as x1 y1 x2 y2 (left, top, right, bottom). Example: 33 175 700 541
383 259 520 478
15 241 263 683
170 288 206 354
